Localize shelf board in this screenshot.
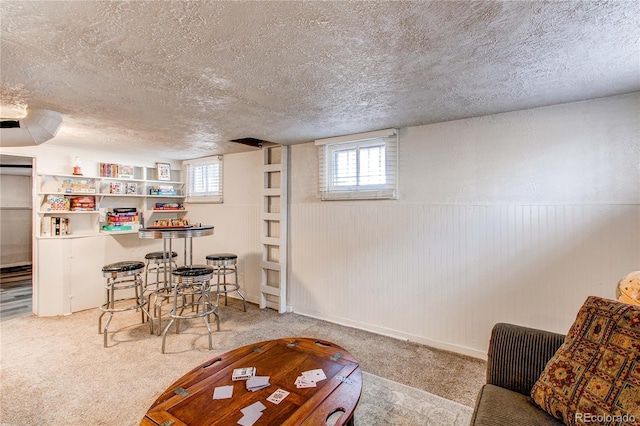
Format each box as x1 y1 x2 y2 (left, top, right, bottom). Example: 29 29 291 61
99 193 145 197
37 232 101 239
38 192 98 196
99 176 146 183
37 173 95 179
146 179 183 185
99 230 139 235
39 210 99 214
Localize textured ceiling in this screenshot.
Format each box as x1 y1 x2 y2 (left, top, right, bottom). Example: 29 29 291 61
1 1 639 160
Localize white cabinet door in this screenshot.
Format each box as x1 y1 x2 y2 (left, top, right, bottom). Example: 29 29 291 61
35 238 70 315
69 236 106 312
36 236 107 315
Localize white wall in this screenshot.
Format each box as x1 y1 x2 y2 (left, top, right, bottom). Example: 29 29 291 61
289 93 640 358
184 150 264 303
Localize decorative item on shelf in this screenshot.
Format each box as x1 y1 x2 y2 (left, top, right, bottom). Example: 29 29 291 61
46 195 70 211
72 157 82 176
617 270 640 306
69 196 95 211
156 162 171 181
117 165 134 179
148 185 176 195
125 182 137 195
109 182 123 194
154 202 183 210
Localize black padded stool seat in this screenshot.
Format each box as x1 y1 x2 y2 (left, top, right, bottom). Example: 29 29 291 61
99 260 151 347
206 253 247 312
102 261 145 276
161 264 219 353
174 265 214 277
145 251 178 260
205 253 237 265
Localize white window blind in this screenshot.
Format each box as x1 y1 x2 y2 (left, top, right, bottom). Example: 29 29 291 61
316 128 398 200
184 155 223 203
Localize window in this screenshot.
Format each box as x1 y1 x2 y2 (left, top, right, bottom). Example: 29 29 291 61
316 128 398 200
184 155 223 203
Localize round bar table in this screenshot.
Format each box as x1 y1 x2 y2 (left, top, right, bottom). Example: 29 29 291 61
138 225 215 336
138 225 214 268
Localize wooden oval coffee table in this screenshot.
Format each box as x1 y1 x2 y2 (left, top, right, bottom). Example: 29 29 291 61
141 337 362 426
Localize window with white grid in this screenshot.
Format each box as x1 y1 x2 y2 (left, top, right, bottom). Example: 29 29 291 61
316 128 398 200
184 155 223 203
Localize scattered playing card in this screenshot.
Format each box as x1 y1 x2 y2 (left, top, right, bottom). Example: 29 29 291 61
213 385 234 400
238 401 267 426
303 369 327 382
246 375 270 392
295 368 326 388
267 388 290 405
295 375 316 388
241 401 267 416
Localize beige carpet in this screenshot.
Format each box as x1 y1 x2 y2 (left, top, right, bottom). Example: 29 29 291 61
357 372 472 425
0 299 484 425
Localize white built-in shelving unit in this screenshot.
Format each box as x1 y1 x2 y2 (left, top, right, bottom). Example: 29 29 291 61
37 165 185 238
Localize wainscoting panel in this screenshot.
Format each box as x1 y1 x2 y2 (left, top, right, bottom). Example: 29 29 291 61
188 204 263 302
289 203 640 358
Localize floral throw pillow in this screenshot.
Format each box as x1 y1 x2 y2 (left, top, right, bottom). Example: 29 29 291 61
531 296 640 426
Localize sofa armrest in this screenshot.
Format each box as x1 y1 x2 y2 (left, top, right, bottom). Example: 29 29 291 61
486 323 565 396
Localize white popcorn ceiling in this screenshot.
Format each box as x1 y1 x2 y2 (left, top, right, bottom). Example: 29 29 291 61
1 1 638 160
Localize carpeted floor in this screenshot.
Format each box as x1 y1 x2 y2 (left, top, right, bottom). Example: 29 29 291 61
0 298 485 425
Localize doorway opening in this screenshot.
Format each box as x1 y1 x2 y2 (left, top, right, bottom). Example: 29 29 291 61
0 154 34 321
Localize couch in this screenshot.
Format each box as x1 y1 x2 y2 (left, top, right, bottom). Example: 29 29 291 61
469 322 565 426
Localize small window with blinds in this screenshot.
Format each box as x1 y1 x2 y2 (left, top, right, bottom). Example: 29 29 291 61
184 155 223 203
316 128 398 200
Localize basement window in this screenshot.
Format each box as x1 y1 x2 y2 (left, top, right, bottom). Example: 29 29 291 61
184 155 223 203
315 128 398 200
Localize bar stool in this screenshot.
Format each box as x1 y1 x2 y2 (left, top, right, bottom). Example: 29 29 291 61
206 253 247 312
161 265 219 353
98 260 152 348
143 251 178 335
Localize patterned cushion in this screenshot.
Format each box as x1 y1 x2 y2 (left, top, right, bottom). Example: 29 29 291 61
531 296 640 426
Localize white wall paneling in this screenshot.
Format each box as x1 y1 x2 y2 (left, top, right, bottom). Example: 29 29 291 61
290 203 639 358
289 93 640 359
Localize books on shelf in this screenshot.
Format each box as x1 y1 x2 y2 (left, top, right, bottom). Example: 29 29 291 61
61 178 96 194
99 162 136 179
41 217 70 236
70 196 95 211
154 202 183 210
102 208 140 232
45 195 70 211
148 185 176 195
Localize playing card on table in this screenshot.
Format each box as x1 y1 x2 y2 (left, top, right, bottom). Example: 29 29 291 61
295 375 316 388
212 385 234 400
302 369 327 382
267 388 290 404
246 375 270 392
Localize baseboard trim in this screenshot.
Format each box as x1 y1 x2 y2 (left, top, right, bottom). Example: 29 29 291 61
240 293 487 360
292 309 487 360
